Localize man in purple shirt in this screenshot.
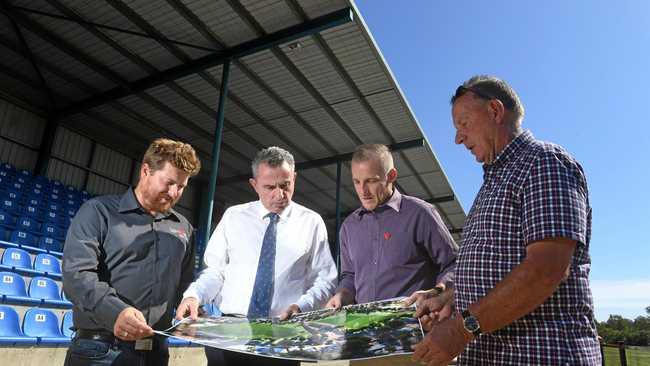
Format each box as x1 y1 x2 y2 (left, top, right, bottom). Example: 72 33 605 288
325 144 458 310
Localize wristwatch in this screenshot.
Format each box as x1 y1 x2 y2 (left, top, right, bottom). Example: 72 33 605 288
461 309 482 336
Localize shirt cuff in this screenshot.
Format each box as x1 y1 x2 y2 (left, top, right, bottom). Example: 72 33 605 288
295 297 313 313
182 288 203 304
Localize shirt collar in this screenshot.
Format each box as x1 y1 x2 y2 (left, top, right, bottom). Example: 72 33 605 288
483 129 534 174
119 187 179 220
255 200 293 222
355 188 402 219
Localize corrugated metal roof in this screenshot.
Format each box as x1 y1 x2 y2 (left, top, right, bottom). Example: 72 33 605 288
0 0 466 242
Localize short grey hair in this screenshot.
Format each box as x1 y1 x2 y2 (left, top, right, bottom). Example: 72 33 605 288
351 144 394 175
451 75 525 127
251 146 295 177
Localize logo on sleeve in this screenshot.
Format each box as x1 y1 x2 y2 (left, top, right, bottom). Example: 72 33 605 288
170 227 188 242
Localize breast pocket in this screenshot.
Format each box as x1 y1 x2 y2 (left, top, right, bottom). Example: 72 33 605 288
383 229 422 266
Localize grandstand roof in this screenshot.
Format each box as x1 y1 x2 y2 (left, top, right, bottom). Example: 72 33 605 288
0 0 465 239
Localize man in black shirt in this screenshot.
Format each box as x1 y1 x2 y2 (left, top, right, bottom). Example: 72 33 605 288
62 138 201 366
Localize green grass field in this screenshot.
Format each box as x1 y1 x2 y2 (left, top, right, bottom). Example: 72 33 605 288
603 346 650 366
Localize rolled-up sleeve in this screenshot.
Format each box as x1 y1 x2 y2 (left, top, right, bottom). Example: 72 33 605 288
62 201 128 331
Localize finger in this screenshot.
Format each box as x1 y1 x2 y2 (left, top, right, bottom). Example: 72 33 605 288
421 316 433 332
189 302 199 320
412 341 430 361
175 304 187 320
403 293 417 306
415 302 430 318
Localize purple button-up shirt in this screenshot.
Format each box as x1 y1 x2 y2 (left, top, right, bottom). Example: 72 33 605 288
337 189 458 304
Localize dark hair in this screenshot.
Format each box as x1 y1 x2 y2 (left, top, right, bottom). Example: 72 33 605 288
451 75 524 125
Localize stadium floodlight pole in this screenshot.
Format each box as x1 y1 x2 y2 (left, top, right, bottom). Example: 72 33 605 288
335 160 343 278
201 60 231 246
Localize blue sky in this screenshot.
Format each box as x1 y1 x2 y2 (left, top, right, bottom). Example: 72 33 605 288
354 0 650 321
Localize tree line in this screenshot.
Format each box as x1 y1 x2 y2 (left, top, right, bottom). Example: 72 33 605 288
597 306 650 346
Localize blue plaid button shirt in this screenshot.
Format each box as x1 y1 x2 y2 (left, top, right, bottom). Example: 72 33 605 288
456 130 601 365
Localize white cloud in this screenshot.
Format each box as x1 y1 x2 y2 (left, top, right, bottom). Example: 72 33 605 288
590 279 650 321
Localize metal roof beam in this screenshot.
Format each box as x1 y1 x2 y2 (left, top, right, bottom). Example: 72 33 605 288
9 4 217 52
217 138 424 185
55 7 353 118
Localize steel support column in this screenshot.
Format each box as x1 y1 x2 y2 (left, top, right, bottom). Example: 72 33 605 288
334 160 343 276
34 118 58 176
200 60 231 245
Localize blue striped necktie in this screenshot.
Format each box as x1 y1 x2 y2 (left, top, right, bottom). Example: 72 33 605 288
247 212 279 318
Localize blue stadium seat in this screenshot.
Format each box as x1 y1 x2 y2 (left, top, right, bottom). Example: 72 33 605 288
46 202 63 213
23 197 42 208
0 271 39 305
39 237 63 253
43 211 64 225
22 205 42 220
0 305 37 345
0 210 15 229
0 175 14 188
50 187 62 196
34 254 61 278
1 189 22 202
17 169 32 180
47 193 62 203
41 223 65 241
28 277 71 307
0 162 15 171
61 310 74 338
10 230 38 247
30 181 48 192
1 247 32 271
25 187 44 198
16 216 40 234
65 207 78 218
0 227 16 246
22 308 70 344
15 175 30 185
1 199 19 214
0 172 13 183
8 181 24 192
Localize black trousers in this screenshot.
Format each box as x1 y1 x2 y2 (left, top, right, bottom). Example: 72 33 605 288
205 347 300 366
64 335 169 366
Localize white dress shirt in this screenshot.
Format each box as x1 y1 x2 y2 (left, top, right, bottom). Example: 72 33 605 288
183 200 337 316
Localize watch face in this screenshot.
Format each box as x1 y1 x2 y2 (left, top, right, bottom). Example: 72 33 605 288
464 315 480 332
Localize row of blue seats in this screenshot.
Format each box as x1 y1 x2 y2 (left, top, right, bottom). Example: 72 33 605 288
0 305 192 346
1 190 84 212
0 305 72 345
0 163 91 198
1 200 75 227
1 248 61 279
0 182 87 203
0 228 64 253
1 271 70 308
1 214 68 240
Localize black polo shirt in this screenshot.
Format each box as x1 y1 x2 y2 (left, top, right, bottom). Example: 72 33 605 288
62 188 195 332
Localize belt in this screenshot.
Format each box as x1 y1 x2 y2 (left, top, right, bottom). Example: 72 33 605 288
76 329 116 343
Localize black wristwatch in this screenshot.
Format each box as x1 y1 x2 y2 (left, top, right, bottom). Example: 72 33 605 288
461 309 482 336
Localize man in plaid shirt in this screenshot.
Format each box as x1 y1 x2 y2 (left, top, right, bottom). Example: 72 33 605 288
412 75 601 365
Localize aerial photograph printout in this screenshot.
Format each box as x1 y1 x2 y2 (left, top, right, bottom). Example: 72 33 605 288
158 298 423 361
